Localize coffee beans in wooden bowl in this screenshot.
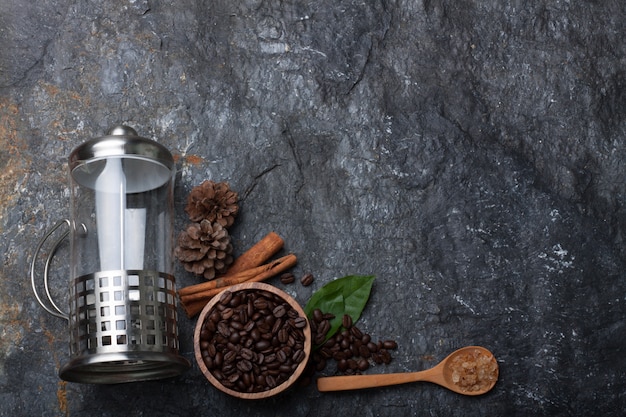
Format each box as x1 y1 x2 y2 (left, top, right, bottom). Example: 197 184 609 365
194 282 311 399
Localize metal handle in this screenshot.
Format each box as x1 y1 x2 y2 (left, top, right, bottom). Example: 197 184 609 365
30 219 71 320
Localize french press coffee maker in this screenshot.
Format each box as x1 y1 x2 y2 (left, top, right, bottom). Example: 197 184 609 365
31 126 190 383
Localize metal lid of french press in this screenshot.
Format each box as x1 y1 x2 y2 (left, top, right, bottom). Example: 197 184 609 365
69 125 174 171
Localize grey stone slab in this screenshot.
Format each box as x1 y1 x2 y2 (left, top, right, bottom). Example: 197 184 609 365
1 0 625 416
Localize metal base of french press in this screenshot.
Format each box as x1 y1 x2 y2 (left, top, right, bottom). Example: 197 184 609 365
59 351 190 384
61 269 191 384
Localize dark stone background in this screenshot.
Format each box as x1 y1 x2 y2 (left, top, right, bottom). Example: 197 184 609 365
1 0 625 416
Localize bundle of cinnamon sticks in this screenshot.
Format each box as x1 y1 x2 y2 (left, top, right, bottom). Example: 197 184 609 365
177 232 296 317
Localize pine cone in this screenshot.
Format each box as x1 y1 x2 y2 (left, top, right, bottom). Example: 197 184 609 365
185 180 239 228
174 220 234 280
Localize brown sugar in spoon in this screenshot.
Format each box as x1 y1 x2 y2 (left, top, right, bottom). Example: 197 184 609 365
317 346 498 396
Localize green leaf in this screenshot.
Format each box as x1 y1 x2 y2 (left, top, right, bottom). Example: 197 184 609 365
304 275 375 347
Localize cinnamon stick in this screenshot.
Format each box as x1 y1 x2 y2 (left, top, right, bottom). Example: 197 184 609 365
181 299 209 318
178 253 298 317
178 254 295 298
180 254 296 301
225 231 284 274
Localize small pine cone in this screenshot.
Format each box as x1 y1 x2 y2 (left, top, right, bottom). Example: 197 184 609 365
174 219 234 280
185 180 239 228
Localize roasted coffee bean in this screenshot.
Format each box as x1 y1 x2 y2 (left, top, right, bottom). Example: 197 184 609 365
293 349 306 363
264 352 276 364
277 328 289 344
383 340 398 350
230 293 243 307
219 290 233 305
300 273 314 286
359 345 371 358
273 304 287 318
333 351 346 361
318 319 331 337
224 350 237 363
255 340 271 351
280 273 295 284
229 332 241 344
350 326 363 339
257 322 271 334
203 356 213 369
340 338 350 350
271 317 284 334
250 328 261 341
342 314 352 329
279 364 293 373
243 320 255 332
276 349 287 363
217 322 231 338
214 351 223 367
229 320 244 331
313 309 324 323
209 310 221 324
237 359 253 372
221 307 234 320
380 349 392 364
313 333 326 346
241 372 252 388
253 298 268 310
293 316 307 329
287 335 297 347
212 369 224 381
222 363 236 375
240 347 254 361
319 347 333 359
322 336 335 348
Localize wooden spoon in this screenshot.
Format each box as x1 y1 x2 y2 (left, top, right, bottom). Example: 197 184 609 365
317 346 498 396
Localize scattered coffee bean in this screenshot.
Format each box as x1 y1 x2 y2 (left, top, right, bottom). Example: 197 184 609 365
342 314 352 329
300 273 314 286
313 308 324 323
383 340 398 350
301 308 398 381
280 273 295 284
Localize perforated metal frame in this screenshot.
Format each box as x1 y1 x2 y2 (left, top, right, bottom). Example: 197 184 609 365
59 269 189 384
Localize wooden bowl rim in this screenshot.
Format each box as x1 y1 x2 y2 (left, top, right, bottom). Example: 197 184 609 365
193 282 312 399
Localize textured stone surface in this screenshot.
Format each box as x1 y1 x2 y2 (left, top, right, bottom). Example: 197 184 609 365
1 0 625 416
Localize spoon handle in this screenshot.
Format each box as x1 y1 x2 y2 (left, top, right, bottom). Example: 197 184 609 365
317 368 443 392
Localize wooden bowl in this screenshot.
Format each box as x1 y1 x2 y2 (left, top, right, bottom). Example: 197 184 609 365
194 282 311 399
